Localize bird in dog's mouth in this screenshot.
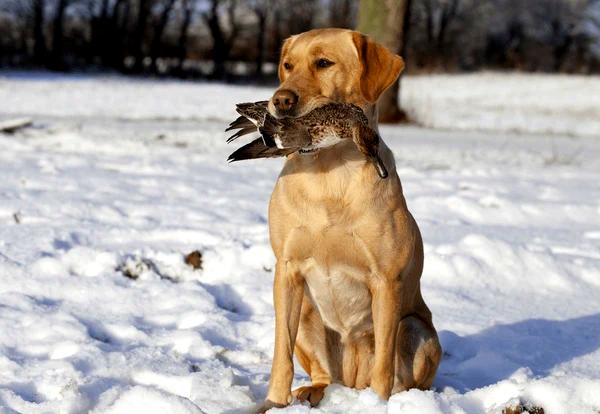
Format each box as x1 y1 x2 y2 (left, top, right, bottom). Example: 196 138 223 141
225 101 388 179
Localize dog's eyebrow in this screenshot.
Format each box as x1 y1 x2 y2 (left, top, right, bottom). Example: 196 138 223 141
310 47 327 57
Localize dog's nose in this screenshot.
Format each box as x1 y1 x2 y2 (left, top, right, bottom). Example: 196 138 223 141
272 89 298 113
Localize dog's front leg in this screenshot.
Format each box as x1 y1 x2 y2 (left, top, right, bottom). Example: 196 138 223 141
262 260 304 410
370 279 400 400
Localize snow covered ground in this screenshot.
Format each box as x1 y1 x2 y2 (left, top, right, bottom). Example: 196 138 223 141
2 71 599 137
401 72 600 138
0 72 599 414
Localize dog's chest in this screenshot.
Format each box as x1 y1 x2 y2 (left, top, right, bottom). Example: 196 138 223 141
271 152 401 340
303 262 373 340
296 226 375 340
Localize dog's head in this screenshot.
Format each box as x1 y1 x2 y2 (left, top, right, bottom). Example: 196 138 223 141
269 28 404 122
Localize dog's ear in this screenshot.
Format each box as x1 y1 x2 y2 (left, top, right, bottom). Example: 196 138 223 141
278 36 296 82
352 32 405 103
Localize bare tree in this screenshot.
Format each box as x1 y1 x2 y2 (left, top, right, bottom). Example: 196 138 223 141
328 0 356 28
357 0 411 123
89 0 111 65
132 0 151 72
266 2 283 64
527 0 585 71
250 0 269 77
175 0 194 75
0 0 598 76
202 0 240 79
149 0 177 73
419 0 460 68
0 0 30 60
580 0 600 71
287 0 317 34
437 0 459 52
111 0 132 70
33 0 47 64
48 0 72 70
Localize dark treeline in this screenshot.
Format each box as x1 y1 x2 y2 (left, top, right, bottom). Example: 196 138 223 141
0 0 599 80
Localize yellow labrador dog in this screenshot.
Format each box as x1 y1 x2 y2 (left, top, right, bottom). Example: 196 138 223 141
261 28 441 411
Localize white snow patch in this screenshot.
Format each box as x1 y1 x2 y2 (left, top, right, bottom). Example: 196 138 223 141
0 72 599 413
96 385 205 414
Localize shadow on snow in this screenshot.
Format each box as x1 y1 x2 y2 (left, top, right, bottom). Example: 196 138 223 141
436 312 600 391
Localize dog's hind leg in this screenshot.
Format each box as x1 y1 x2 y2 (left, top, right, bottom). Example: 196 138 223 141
393 315 442 393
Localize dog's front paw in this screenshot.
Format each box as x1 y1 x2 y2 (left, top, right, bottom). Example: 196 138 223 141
370 371 394 401
256 399 287 413
292 384 327 407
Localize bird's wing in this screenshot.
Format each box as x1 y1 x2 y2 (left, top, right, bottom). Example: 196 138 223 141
227 126 258 143
227 138 296 162
226 115 255 132
236 101 268 111
258 113 283 148
258 115 311 149
275 118 312 148
235 101 269 125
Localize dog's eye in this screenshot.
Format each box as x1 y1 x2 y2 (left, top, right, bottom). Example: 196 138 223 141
316 59 334 69
283 62 293 71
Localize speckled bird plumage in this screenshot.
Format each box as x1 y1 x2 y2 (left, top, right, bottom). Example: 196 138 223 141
226 102 388 178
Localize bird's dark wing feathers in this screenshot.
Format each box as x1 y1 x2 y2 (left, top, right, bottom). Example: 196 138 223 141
235 101 268 111
226 101 270 143
235 101 269 120
227 126 257 143
257 113 282 148
226 115 254 132
228 138 295 162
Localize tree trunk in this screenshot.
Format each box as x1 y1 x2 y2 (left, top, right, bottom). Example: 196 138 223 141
150 0 177 74
132 0 150 73
329 0 354 28
49 0 69 71
204 0 231 79
357 0 411 123
176 0 193 76
32 0 46 65
91 0 110 65
436 0 458 68
270 7 283 63
110 0 130 70
254 7 267 78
